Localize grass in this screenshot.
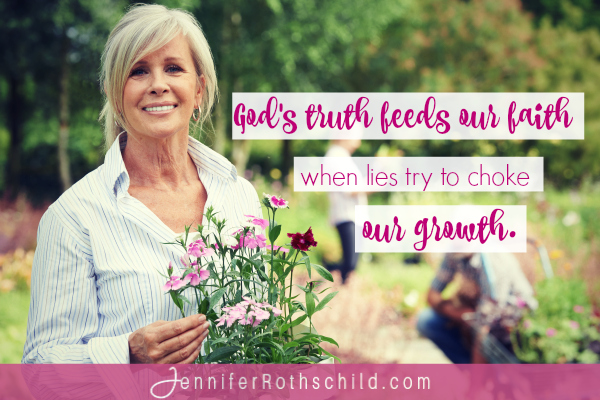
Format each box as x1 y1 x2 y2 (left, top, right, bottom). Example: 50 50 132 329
356 254 436 316
0 290 30 363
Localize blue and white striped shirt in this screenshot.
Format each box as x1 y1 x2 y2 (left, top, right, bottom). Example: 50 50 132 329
22 133 262 364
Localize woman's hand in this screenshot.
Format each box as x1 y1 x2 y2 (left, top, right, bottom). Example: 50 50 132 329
128 314 209 364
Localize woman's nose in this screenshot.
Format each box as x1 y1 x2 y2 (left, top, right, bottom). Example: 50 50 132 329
148 72 169 94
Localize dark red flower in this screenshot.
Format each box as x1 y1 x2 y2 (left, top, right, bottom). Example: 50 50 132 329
287 227 318 251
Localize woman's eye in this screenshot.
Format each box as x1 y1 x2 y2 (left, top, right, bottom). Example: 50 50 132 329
167 65 183 73
130 68 145 76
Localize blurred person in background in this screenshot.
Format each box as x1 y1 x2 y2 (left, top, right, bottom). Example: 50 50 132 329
22 4 261 364
324 139 367 284
417 253 537 363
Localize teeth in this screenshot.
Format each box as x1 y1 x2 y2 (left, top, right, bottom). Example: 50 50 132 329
144 105 175 112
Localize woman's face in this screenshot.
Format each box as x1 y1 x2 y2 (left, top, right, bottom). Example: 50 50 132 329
123 34 203 142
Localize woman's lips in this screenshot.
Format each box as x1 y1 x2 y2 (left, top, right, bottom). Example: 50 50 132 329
143 105 177 113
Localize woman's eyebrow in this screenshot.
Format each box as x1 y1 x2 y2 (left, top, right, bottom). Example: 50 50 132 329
164 57 184 63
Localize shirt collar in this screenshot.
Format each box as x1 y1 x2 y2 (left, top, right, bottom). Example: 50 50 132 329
103 132 237 197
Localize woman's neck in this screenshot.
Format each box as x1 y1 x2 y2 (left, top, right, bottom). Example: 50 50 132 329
122 132 198 190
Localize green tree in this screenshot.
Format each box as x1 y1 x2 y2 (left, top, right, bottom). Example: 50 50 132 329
356 0 600 186
190 0 411 176
0 0 124 198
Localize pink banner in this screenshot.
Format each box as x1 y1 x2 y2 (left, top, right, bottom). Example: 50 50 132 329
3 364 599 399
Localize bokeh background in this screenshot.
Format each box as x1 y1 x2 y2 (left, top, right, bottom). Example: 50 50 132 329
1 0 599 364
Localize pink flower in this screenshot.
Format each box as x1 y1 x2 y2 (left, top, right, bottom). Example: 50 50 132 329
516 297 527 309
271 306 283 317
247 308 270 326
255 234 267 248
260 302 283 317
183 271 208 286
574 305 584 314
272 245 289 254
216 299 282 328
233 231 266 250
217 305 246 327
201 247 216 258
569 321 580 329
187 239 206 258
240 234 257 249
244 215 269 230
163 276 185 292
167 262 174 275
187 238 216 259
183 273 201 286
263 193 289 209
242 296 260 307
546 328 557 337
197 268 210 281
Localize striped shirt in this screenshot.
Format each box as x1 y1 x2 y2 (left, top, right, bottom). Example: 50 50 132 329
22 132 262 364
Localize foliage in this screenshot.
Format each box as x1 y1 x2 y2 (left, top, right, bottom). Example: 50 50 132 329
2 0 600 197
0 249 34 293
512 278 600 363
0 290 31 364
356 0 600 188
163 199 339 364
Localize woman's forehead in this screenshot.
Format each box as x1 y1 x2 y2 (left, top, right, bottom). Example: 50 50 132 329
136 34 193 64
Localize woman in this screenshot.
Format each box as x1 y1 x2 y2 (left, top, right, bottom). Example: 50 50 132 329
22 4 261 364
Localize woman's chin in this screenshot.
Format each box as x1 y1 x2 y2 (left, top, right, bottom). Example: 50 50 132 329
130 127 189 142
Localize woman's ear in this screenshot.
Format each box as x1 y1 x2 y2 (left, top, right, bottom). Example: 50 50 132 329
196 75 206 107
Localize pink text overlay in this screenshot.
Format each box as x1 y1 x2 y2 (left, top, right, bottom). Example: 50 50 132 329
232 93 583 140
294 157 543 192
355 205 526 253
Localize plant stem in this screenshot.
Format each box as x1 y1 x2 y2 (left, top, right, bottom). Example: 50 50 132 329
287 267 294 316
268 208 276 305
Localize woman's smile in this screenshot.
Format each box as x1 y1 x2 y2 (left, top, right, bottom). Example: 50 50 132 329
142 103 178 115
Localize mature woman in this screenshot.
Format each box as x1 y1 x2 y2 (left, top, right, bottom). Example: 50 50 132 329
22 4 261 364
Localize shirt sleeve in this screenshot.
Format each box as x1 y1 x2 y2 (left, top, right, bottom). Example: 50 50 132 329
22 208 131 364
430 255 459 293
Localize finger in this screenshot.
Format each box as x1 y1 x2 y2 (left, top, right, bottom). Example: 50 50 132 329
176 344 202 364
163 328 208 364
158 321 209 356
156 314 206 343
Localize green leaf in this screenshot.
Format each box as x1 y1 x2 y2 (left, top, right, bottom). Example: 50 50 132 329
198 297 209 315
318 335 339 347
293 301 307 313
318 348 341 364
180 296 192 306
283 341 300 350
290 314 308 328
208 287 227 311
269 224 282 243
314 292 338 313
205 346 241 363
170 292 183 309
312 264 333 282
302 255 312 278
295 284 309 293
306 292 315 317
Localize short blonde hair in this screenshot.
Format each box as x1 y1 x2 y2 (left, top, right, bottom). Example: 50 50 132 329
99 4 218 149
